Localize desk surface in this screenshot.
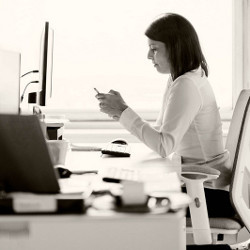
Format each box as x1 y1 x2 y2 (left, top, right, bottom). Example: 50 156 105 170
61 142 186 209
65 142 181 173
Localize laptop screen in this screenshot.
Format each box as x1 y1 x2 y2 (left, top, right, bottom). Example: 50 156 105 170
0 114 60 193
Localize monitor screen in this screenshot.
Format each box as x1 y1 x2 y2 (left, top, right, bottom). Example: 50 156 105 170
0 49 21 114
37 22 54 106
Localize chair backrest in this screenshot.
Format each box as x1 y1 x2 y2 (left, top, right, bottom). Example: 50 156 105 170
230 91 250 233
225 90 250 171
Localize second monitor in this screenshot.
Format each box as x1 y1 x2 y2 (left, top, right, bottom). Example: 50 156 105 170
37 21 54 106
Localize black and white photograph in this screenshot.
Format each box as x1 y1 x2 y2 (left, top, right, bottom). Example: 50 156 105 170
0 0 250 249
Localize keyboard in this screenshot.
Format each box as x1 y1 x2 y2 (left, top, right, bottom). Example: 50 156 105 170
100 167 140 183
101 143 130 157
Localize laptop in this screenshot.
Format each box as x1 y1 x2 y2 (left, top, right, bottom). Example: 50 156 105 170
0 114 66 194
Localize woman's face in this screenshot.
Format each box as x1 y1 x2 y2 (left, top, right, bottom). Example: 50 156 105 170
147 38 171 74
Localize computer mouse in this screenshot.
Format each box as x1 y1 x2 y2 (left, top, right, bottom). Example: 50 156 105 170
56 167 72 179
111 138 128 145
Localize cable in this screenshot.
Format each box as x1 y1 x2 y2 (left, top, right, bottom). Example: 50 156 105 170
20 70 39 78
20 80 39 102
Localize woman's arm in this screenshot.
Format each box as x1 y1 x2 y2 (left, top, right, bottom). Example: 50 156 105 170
119 78 202 157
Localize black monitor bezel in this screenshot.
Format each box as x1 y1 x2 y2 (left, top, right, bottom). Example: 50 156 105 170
38 21 53 106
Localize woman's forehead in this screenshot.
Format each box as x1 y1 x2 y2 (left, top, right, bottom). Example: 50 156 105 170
147 38 165 47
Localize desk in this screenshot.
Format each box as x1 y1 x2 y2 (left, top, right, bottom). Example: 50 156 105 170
0 143 187 250
66 143 181 173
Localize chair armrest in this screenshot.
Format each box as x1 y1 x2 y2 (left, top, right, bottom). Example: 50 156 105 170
181 166 221 244
181 165 220 182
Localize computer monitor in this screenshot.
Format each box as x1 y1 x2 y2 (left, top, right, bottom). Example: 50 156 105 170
37 22 54 106
0 49 21 114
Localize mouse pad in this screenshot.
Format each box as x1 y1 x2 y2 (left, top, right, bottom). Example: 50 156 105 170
0 114 60 193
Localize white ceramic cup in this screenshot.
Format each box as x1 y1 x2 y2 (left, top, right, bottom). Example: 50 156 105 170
46 139 70 165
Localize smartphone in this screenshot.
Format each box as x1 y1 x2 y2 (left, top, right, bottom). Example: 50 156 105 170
93 88 100 94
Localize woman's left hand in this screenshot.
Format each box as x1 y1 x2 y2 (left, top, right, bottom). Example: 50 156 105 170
95 90 128 120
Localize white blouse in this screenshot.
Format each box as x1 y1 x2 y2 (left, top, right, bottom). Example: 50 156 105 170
119 68 231 190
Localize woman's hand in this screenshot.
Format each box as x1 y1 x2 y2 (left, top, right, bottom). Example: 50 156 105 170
95 90 128 120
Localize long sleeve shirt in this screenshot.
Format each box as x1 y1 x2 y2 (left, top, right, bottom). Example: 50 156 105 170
119 67 231 190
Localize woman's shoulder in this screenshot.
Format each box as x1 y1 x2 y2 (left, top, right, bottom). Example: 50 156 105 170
173 68 208 89
169 76 201 103
171 74 197 90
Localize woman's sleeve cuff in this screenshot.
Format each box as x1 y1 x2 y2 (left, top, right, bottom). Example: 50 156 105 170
119 107 139 130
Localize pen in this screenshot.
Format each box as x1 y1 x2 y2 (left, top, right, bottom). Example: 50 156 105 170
94 88 100 94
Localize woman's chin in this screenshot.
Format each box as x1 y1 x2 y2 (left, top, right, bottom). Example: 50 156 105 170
156 67 170 74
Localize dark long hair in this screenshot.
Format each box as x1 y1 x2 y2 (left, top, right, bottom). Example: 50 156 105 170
145 13 208 81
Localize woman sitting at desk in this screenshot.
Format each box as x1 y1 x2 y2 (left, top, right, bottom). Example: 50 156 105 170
95 13 234 218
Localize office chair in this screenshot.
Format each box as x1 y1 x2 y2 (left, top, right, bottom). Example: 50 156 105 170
181 89 250 246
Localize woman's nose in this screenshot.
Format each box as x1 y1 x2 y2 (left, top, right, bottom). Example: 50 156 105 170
147 50 153 59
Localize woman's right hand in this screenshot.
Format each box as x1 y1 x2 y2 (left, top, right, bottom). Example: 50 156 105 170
95 89 128 120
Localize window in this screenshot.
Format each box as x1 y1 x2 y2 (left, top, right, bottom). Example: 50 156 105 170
0 0 235 122
49 0 233 113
